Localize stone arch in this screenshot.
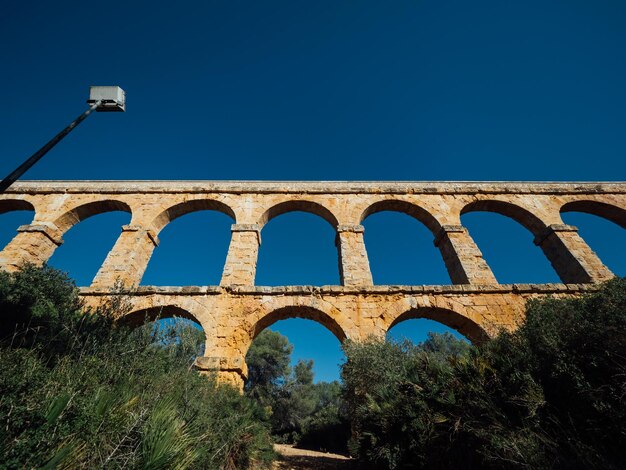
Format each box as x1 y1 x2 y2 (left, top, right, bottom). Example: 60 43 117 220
461 200 546 235
259 200 339 228
151 199 236 235
388 306 489 344
54 200 132 234
119 304 203 328
460 199 564 283
360 200 463 285
0 199 38 260
0 199 36 215
246 305 347 356
360 200 441 234
255 201 340 286
561 200 626 229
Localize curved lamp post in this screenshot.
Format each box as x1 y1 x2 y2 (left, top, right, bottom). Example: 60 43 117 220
0 86 125 193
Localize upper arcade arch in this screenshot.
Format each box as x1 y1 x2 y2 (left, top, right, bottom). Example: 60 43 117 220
0 199 36 215
0 201 36 256
53 200 132 235
49 210 132 286
460 199 547 235
459 198 615 284
362 210 451 285
150 199 237 235
255 210 340 286
360 199 442 234
461 210 560 284
560 200 626 229
142 210 233 286
560 202 626 276
258 200 339 229
361 199 497 285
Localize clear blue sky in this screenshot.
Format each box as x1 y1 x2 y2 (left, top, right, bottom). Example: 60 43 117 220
1 1 625 381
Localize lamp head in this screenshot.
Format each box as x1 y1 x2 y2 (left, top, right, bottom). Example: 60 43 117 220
87 86 126 112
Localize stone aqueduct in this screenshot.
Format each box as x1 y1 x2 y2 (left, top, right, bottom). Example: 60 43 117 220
1 181 625 388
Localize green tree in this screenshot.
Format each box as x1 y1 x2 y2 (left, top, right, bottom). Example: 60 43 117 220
245 329 292 405
245 330 350 452
418 331 470 357
271 359 318 439
342 279 626 469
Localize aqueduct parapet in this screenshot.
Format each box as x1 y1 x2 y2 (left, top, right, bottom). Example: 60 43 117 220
1 181 624 388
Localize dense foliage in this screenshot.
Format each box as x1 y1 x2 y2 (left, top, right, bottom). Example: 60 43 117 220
245 330 350 453
5 265 624 469
0 265 273 469
342 278 626 469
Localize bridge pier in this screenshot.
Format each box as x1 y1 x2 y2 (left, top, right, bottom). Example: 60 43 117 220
534 224 613 283
91 225 158 288
220 224 261 286
336 224 373 286
194 356 247 390
0 224 62 271
434 225 497 284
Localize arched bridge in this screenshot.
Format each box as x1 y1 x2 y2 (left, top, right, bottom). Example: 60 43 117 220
1 181 624 388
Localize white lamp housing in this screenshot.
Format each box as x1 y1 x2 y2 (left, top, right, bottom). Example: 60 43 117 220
87 86 126 112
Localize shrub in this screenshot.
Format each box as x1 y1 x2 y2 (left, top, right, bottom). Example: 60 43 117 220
0 265 273 469
342 278 626 469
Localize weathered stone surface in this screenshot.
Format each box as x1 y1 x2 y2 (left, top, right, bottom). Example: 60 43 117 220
1 180 624 389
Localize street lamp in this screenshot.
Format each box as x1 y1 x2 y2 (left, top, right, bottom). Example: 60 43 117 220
0 86 126 193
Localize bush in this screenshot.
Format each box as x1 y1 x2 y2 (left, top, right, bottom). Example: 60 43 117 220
0 265 274 469
342 278 626 469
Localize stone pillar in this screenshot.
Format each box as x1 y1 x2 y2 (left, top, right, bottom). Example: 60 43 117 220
220 224 261 286
336 224 374 286
534 224 613 283
434 225 497 285
0 224 63 271
91 225 159 288
194 355 247 391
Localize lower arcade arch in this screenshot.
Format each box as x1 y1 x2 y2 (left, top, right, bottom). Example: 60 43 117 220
120 305 203 328
387 307 488 345
119 305 207 356
245 306 347 383
250 306 347 346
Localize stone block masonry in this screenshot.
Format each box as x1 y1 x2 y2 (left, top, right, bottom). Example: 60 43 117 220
1 181 624 388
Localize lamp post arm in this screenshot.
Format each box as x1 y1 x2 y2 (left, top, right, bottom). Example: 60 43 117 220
0 100 102 193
